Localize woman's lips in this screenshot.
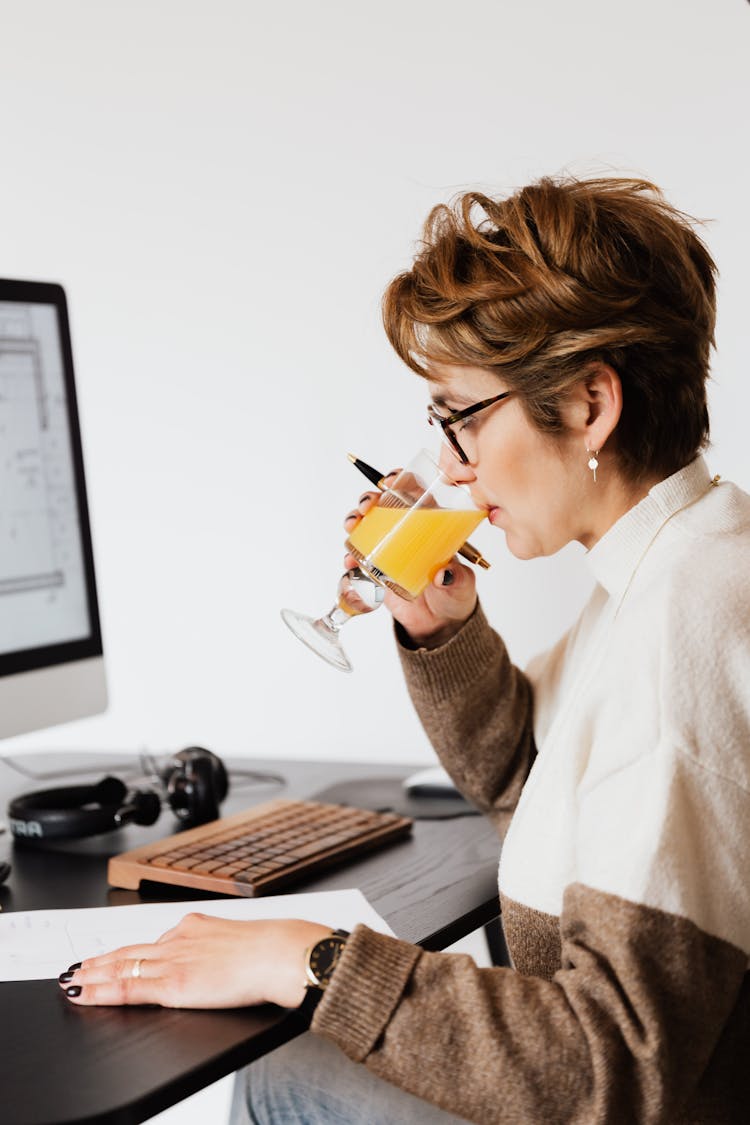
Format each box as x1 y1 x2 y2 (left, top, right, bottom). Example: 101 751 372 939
487 506 502 525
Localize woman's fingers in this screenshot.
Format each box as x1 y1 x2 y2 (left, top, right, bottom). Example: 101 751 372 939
59 949 174 1006
342 468 405 533
343 490 379 531
86 952 164 981
424 559 476 614
60 941 161 976
382 557 477 647
436 566 455 586
59 939 210 1009
57 912 215 997
63 976 168 1007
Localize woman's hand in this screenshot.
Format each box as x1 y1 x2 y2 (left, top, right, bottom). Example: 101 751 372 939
344 477 477 648
58 914 332 1009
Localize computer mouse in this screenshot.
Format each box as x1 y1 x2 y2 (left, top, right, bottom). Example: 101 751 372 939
402 766 463 799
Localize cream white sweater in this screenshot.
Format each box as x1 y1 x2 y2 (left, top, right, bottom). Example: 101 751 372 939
502 455 750 956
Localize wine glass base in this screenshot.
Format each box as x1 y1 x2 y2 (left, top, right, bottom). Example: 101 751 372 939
280 608 354 673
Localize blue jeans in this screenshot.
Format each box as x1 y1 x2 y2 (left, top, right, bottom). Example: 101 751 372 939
230 1032 472 1125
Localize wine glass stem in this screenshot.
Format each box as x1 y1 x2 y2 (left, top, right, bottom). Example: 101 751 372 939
322 606 351 632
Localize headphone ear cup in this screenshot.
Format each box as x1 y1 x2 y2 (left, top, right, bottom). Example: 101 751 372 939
186 756 220 825
95 776 130 807
165 747 228 826
110 785 162 829
130 788 162 826
202 748 229 804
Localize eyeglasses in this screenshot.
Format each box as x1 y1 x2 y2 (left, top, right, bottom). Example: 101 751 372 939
427 390 513 465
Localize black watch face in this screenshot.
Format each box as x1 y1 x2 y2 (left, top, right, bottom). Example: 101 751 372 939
309 935 346 986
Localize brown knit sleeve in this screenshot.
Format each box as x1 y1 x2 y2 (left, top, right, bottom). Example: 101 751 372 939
312 887 749 1124
397 602 536 834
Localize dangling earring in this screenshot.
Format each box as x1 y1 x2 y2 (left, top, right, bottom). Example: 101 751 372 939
587 448 599 483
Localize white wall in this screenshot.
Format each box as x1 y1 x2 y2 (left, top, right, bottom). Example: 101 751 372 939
2 0 749 773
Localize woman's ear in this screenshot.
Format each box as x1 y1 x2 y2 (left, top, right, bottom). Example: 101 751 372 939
577 363 623 452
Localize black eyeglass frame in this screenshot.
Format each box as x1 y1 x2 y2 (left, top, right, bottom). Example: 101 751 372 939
427 391 513 464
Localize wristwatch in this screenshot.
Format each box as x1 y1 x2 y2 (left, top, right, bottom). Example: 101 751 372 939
298 928 350 1022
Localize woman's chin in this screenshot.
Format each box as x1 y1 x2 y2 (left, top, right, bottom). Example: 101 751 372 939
504 530 542 561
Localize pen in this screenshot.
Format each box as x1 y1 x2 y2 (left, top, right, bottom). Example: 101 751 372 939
347 454 490 570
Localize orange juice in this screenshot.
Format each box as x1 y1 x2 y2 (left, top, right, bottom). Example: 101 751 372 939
347 505 484 597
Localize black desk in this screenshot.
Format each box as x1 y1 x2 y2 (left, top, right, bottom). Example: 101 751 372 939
0 753 502 1125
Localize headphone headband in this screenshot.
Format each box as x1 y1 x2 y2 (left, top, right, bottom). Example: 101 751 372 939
8 776 130 840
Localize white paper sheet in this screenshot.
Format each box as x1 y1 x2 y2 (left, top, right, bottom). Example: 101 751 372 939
0 888 393 981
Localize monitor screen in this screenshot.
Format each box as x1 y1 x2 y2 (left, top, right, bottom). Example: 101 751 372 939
0 279 106 739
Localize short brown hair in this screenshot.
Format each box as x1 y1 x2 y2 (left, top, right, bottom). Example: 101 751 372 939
383 176 717 482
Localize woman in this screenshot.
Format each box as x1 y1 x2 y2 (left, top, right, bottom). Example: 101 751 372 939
60 176 750 1124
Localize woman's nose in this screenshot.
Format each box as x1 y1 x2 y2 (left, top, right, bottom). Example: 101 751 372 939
438 442 477 484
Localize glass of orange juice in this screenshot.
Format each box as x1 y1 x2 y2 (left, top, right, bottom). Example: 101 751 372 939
281 450 485 672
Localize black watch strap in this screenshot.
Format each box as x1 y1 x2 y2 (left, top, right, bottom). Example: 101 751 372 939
298 928 350 1025
297 982 325 1023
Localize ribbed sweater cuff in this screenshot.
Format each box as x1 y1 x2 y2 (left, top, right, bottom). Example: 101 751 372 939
311 925 422 1062
396 602 500 700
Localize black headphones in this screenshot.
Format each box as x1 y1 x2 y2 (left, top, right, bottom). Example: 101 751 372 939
7 747 229 843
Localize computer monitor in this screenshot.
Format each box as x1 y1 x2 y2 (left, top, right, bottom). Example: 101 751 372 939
0 278 107 739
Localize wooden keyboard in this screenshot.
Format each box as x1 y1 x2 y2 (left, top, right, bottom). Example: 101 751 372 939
108 798 413 896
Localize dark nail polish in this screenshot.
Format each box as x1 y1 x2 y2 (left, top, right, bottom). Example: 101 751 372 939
58 971 75 983
442 569 455 586
68 962 82 971
66 986 82 997
358 493 371 504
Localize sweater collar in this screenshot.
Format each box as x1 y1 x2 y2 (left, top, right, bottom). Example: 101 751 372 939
586 456 713 600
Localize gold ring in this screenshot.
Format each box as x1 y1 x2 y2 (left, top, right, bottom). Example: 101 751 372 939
132 958 143 979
